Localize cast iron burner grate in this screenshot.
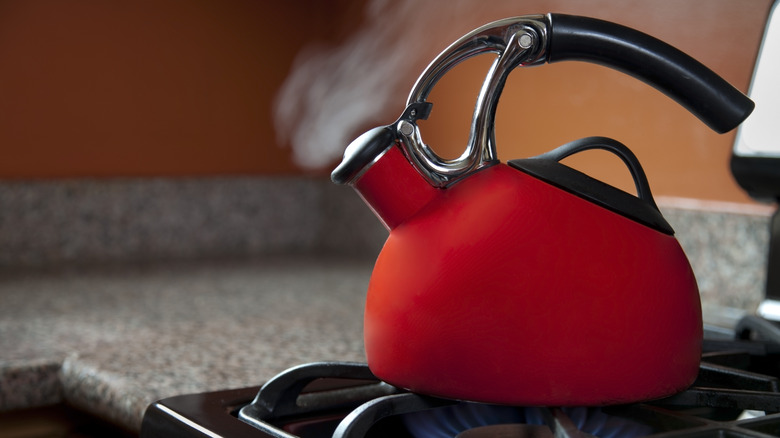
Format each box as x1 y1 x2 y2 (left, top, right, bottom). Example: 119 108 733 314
139 315 780 438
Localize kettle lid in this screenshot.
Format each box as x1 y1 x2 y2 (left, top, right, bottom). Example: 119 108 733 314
508 137 674 234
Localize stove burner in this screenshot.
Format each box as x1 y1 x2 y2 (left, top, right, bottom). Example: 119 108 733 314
139 317 780 437
402 404 650 438
454 424 554 437
402 402 524 438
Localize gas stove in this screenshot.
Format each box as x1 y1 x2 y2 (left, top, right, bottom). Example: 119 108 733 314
140 315 780 438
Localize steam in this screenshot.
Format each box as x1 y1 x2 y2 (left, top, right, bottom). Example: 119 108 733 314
274 0 497 169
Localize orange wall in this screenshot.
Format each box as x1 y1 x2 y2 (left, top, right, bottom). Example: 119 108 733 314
0 0 772 204
0 0 360 178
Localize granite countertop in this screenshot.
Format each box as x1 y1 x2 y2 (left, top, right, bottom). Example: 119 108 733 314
0 256 373 433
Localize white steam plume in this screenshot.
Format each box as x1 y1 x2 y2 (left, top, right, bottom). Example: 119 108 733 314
274 0 499 169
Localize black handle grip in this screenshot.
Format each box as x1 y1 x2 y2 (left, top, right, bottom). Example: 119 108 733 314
547 13 754 134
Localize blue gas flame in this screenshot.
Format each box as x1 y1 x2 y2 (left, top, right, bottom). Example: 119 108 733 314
403 404 653 438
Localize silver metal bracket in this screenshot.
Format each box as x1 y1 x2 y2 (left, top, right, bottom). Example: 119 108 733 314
399 15 550 187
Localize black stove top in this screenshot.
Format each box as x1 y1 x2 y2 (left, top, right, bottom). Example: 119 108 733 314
140 315 780 438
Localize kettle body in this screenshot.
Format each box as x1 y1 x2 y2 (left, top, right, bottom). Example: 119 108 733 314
363 162 701 405
332 13 753 405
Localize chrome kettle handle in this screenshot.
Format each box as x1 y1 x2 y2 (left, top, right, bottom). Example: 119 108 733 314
398 15 550 187
397 13 754 188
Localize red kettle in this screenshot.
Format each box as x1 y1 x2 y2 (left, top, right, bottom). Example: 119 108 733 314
332 14 754 406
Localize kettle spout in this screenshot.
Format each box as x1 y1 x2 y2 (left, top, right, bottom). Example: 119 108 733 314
332 126 439 230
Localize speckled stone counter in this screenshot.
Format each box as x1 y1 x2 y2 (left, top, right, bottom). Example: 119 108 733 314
0 257 372 432
0 177 775 434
